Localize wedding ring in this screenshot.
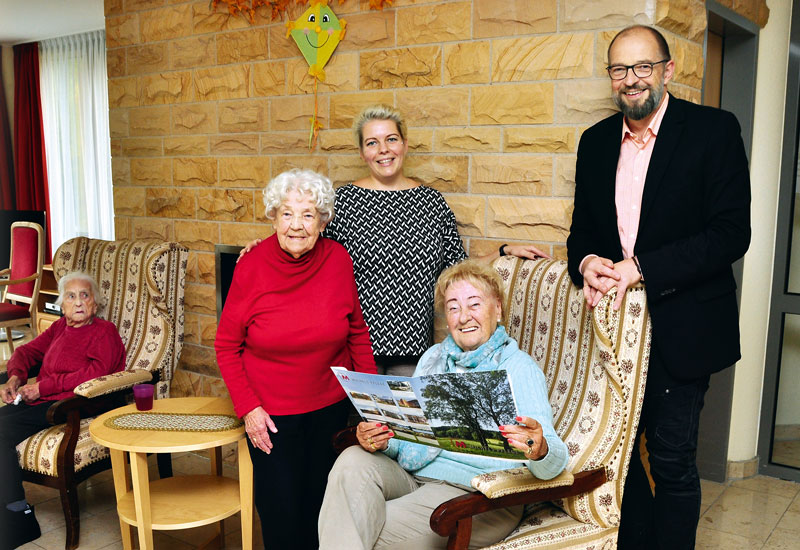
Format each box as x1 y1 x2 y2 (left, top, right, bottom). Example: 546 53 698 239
370 442 376 450
526 438 535 456
368 436 374 444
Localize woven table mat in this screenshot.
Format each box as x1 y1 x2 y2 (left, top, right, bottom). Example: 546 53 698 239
105 412 243 432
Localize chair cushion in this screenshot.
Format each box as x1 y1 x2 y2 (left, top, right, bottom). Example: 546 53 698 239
0 302 32 322
16 418 109 476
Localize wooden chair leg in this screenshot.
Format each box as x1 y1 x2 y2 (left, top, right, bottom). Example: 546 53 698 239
59 483 80 550
156 453 173 478
5 327 14 352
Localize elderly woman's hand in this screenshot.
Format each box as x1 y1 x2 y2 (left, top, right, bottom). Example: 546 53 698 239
244 406 278 454
17 382 40 403
236 239 263 263
499 416 549 461
356 421 393 453
0 375 21 404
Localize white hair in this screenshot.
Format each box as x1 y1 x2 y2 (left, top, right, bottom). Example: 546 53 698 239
55 272 103 313
262 169 335 223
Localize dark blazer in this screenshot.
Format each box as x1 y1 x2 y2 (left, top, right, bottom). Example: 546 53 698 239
567 95 751 380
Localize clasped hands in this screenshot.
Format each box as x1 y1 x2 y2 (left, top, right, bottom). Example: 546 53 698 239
582 256 642 310
0 375 40 404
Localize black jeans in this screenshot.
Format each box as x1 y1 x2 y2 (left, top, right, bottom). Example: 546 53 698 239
0 401 52 505
618 350 710 550
248 398 350 550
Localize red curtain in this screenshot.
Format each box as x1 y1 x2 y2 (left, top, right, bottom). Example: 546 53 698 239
13 42 51 261
0 54 15 209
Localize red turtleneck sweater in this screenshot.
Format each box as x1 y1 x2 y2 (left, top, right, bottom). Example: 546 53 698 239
214 235 377 417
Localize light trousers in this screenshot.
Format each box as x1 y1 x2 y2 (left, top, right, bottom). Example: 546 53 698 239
318 446 523 550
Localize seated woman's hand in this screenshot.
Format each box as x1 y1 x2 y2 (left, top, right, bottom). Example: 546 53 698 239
356 421 393 453
499 416 549 461
17 382 40 403
0 375 21 404
236 239 263 263
244 406 278 454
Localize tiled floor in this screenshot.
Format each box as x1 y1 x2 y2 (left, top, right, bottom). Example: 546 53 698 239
11 450 800 550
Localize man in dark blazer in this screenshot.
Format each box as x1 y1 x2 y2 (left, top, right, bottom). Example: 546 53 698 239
566 26 751 549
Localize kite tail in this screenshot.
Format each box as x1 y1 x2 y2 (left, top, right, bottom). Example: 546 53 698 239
308 77 322 150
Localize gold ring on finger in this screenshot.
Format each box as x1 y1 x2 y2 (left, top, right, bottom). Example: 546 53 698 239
370 442 376 450
368 436 373 444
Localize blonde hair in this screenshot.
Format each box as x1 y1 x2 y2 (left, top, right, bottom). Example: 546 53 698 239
434 259 505 322
262 169 335 223
353 104 407 149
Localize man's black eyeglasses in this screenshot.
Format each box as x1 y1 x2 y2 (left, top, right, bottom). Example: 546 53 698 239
606 60 670 80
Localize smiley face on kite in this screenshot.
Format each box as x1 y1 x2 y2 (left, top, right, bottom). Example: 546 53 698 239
286 0 347 81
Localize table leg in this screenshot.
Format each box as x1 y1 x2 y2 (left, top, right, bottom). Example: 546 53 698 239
238 438 254 550
129 451 153 550
110 449 133 550
211 447 224 548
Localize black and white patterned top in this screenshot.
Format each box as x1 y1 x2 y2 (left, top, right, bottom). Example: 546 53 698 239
325 184 467 356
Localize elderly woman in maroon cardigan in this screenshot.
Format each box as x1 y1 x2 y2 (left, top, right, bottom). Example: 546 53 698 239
215 168 377 550
0 271 126 550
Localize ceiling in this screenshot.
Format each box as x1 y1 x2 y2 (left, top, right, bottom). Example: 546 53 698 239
0 0 104 45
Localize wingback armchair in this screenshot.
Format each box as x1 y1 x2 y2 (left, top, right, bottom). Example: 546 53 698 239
14 238 188 550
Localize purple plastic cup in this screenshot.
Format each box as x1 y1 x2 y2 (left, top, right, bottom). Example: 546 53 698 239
133 384 154 411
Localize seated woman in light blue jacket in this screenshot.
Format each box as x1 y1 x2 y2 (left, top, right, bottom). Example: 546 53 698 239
319 259 568 550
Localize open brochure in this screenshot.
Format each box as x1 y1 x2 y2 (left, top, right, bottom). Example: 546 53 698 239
332 367 527 461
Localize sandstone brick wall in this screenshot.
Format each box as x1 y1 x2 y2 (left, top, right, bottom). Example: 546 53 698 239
105 0 767 398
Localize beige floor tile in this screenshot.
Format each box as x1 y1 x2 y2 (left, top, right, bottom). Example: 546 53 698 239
34 509 122 550
21 482 60 506
731 475 800 499
763 526 800 549
700 486 793 542
701 478 727 515
76 480 119 516
695 527 762 549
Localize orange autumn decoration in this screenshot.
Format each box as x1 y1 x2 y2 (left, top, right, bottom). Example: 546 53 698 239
210 0 393 24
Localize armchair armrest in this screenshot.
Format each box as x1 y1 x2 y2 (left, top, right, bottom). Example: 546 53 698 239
73 370 153 398
0 272 39 286
429 467 607 548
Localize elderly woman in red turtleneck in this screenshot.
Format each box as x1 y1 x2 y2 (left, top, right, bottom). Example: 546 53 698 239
215 168 377 550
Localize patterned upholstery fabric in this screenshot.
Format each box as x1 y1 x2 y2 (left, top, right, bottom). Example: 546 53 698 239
73 370 153 398
16 238 188 477
475 257 651 550
472 468 575 498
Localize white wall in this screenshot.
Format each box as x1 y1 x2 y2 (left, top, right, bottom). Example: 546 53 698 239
729 0 792 462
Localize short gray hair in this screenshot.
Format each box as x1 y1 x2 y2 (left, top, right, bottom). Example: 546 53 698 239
55 272 103 313
262 169 335 223
353 104 407 149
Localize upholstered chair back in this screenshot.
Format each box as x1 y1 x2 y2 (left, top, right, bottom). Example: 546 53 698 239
488 257 651 549
4 222 44 303
52 238 188 398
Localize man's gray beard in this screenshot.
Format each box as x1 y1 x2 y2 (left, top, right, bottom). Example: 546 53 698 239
614 82 664 120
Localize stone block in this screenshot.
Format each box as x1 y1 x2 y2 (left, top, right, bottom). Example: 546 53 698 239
175 220 220 252
140 4 192 42
328 91 395 129
288 53 358 94
164 136 209 156
183 311 201 344
122 138 163 157
472 155 552 195
404 155 468 193
555 80 617 124
268 24 302 60
397 2 471 46
218 28 269 64
396 88 469 127
130 106 170 136
195 65 250 101
113 187 146 216
471 83 554 125
170 367 202 397
220 223 272 247
487 197 572 242
131 158 171 186
106 14 139 48
132 218 174 241
105 0 123 17
656 0 707 42
444 42 490 85
337 10 395 51
319 130 358 153
562 0 653 31
210 135 260 155
202 376 230 399
184 284 217 316
219 99 268 133
114 216 131 240
197 253 216 285
270 95 329 131
109 109 129 138
504 127 576 153
554 155 577 197
251 61 287 97
110 139 122 157
492 34 594 82
474 0 557 38
595 31 617 76
435 128 501 152
172 103 218 135
139 72 193 105
108 77 138 108
107 48 126 78
408 130 433 153
360 46 442 89
271 156 328 179
146 188 196 218
219 157 272 188
197 189 255 222
192 1 251 34
126 0 164 11
199 314 218 347
127 44 168 75
328 155 368 187
669 83 701 104
112 158 130 188
670 37 704 89
174 158 217 187
444 195 485 237
172 36 216 70
261 132 311 154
